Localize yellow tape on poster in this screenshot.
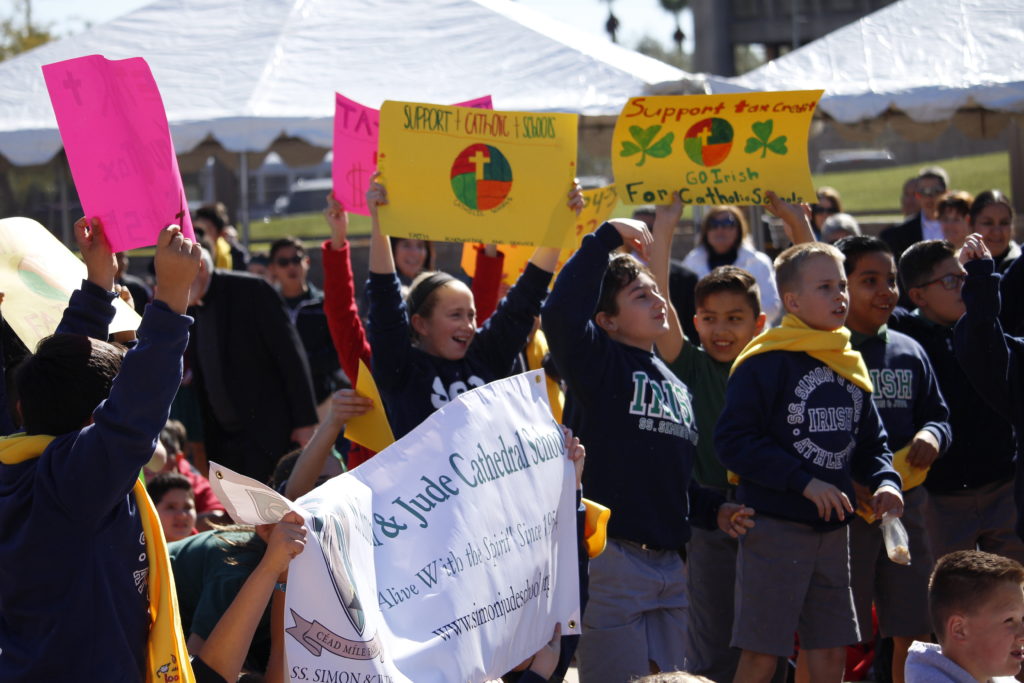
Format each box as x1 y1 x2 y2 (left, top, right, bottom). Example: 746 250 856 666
378 101 579 247
612 91 822 206
461 185 618 286
0 217 140 350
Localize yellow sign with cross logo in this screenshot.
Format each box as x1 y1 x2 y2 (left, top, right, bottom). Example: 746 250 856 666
377 101 579 247
611 91 822 206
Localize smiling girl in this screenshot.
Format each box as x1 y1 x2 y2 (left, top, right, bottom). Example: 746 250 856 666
365 173 581 438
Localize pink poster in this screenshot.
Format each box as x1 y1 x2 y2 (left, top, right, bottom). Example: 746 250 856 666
42 55 195 252
332 94 493 216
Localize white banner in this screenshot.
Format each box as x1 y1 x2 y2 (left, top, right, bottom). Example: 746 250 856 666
210 370 581 683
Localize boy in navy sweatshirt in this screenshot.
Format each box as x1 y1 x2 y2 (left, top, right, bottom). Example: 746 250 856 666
715 241 903 683
543 219 753 683
892 240 1024 563
0 221 201 681
953 233 1024 542
835 235 952 683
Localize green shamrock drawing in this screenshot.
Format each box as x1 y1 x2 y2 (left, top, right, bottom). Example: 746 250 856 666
745 120 788 158
620 125 675 167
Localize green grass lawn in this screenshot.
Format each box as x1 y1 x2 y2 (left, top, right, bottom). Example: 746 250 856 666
811 151 1010 216
230 150 1012 249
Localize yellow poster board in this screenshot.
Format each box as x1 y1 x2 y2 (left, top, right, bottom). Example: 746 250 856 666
345 359 395 453
612 91 822 206
0 217 140 350
461 184 618 286
377 101 579 247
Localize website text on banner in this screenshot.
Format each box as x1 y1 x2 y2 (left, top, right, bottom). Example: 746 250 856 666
461 184 619 287
377 101 579 248
42 55 195 252
612 91 823 207
332 94 493 216
209 370 580 683
0 217 140 349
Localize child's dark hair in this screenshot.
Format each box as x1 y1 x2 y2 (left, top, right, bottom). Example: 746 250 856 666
774 242 844 296
937 190 972 217
833 235 893 275
597 254 650 316
968 189 1014 223
389 237 436 272
194 203 228 234
146 471 193 506
898 240 955 291
406 272 463 338
268 236 306 261
159 420 187 456
694 266 761 317
14 334 124 436
929 550 1024 637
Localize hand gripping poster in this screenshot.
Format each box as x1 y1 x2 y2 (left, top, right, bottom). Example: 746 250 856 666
210 371 581 682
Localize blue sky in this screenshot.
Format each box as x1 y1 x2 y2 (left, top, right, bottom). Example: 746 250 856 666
29 0 694 52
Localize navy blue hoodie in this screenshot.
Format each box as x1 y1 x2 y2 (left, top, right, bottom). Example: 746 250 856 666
890 305 1016 492
954 258 1024 534
851 327 952 473
0 281 191 681
367 265 550 439
715 349 900 530
543 222 722 550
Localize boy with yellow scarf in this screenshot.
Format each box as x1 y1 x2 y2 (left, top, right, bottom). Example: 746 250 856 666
715 242 904 683
0 220 201 682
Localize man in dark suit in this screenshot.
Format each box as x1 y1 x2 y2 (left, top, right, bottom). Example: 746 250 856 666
880 167 949 308
879 167 949 262
187 248 319 483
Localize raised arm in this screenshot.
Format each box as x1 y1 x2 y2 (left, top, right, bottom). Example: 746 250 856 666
56 226 199 518
765 190 815 246
57 217 120 339
649 193 686 363
367 174 396 276
284 390 371 500
954 233 1016 421
197 512 306 683
321 192 372 384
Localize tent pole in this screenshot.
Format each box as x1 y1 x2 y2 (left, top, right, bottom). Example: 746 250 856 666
1010 118 1024 238
239 152 250 248
57 158 70 246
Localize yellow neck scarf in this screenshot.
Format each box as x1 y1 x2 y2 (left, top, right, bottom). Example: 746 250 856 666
731 314 874 393
0 434 195 683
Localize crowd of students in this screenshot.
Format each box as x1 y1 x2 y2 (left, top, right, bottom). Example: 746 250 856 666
1 161 1024 683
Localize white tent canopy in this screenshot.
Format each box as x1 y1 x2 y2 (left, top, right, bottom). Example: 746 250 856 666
730 0 1024 125
0 0 689 168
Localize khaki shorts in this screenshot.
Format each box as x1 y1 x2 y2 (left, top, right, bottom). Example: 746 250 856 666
849 486 934 639
732 514 860 657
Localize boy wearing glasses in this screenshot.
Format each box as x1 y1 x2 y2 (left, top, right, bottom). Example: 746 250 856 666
269 237 342 407
892 240 1024 562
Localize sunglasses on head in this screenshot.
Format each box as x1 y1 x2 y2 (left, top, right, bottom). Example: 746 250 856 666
708 216 738 229
917 272 965 291
274 255 303 267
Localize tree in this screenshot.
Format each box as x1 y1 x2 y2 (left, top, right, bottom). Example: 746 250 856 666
659 0 688 55
634 35 692 71
0 0 54 62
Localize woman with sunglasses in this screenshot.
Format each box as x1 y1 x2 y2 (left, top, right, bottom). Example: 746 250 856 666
812 186 842 237
681 205 782 322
